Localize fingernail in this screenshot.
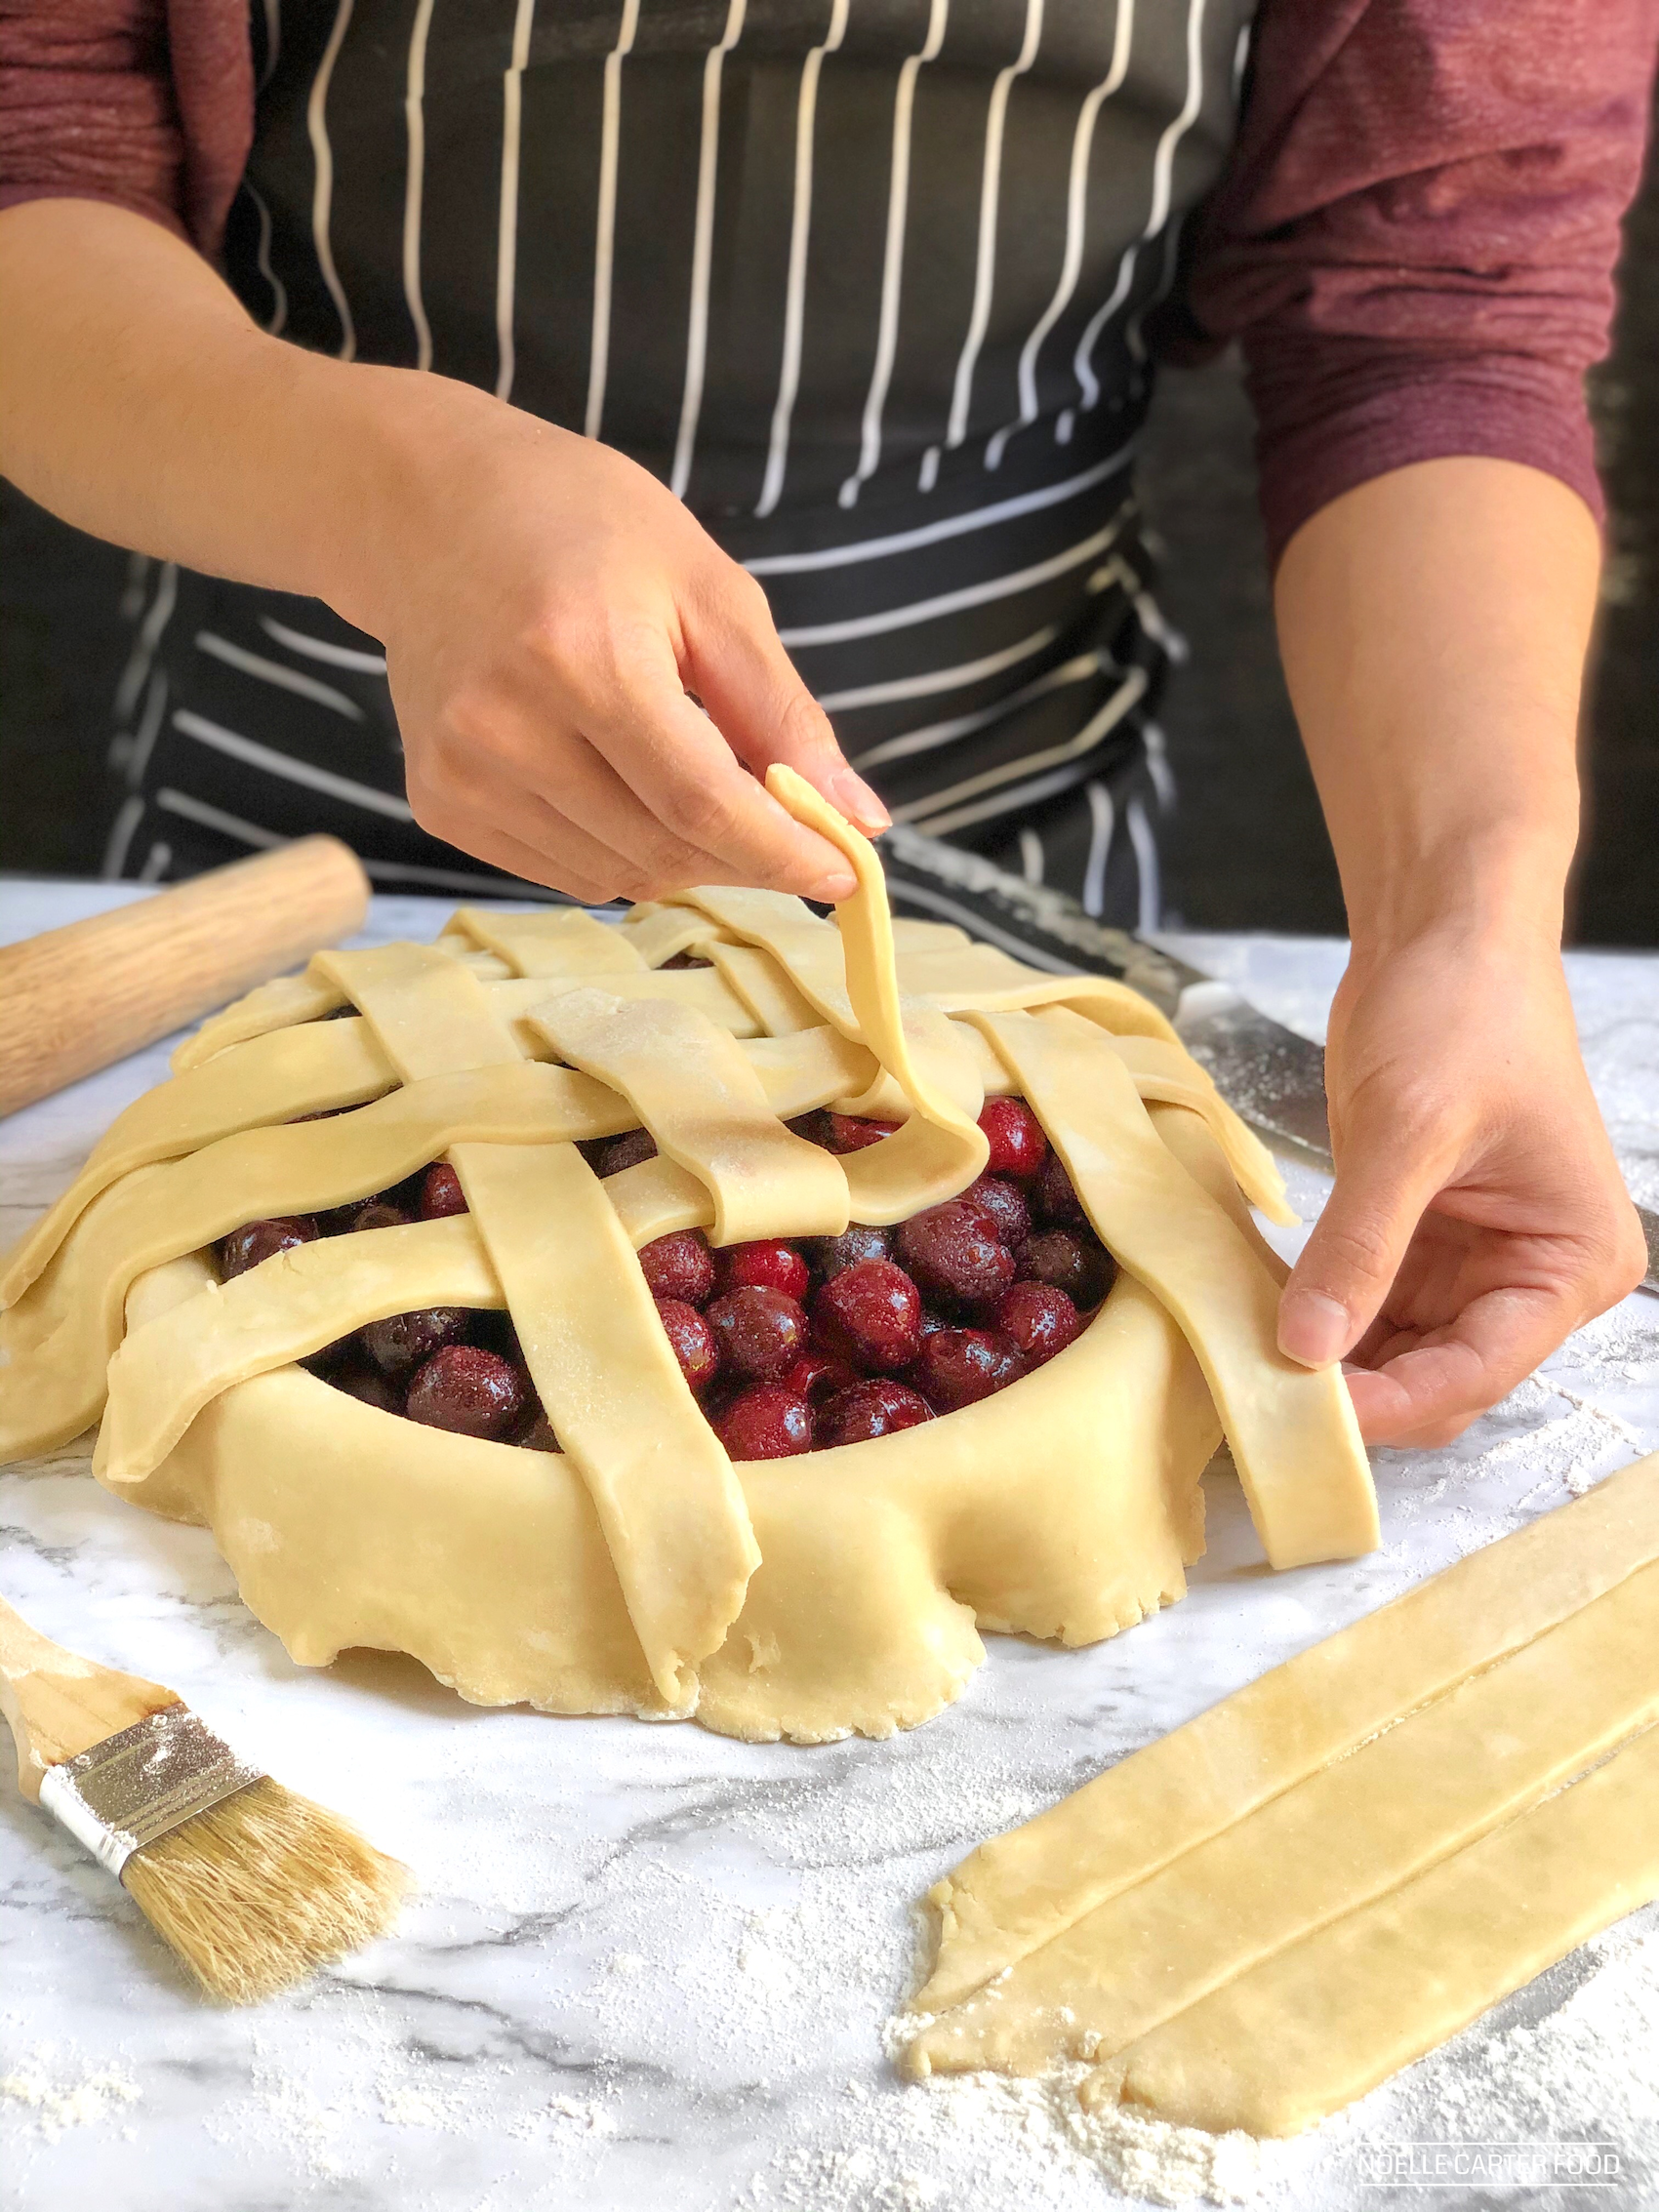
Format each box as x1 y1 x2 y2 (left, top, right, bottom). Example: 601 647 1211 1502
1277 1289 1351 1368
813 868 859 903
830 768 890 833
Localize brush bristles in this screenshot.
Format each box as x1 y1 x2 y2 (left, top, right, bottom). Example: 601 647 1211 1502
120 1775 411 2004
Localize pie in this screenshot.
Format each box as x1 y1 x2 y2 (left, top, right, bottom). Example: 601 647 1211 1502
0 768 1377 1742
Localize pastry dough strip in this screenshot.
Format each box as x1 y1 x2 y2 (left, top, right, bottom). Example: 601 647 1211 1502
528 989 851 1244
452 1141 760 1708
913 1454 1659 2016
966 1005 1376 1570
907 1556 1659 2078
1088 1719 1659 2137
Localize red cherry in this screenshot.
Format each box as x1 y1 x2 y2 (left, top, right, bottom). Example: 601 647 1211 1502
802 1224 892 1281
361 1306 470 1377
913 1327 1027 1411
895 1199 1016 1308
656 1298 720 1392
826 1114 901 1153
818 1379 935 1447
717 1239 812 1302
405 1346 529 1439
516 1408 560 1451
659 950 711 969
706 1285 808 1383
638 1229 716 1307
1034 1148 1088 1228
420 1162 469 1219
1020 1228 1114 1309
812 1258 923 1372
962 1173 1030 1252
219 1216 318 1279
783 1349 861 1407
600 1129 658 1177
978 1097 1049 1180
786 1109 835 1148
716 1386 814 1461
993 1280 1081 1366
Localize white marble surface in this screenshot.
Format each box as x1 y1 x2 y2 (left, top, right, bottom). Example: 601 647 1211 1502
3 883 1657 2212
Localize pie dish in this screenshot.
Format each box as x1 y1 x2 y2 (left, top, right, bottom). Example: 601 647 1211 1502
0 769 1377 1742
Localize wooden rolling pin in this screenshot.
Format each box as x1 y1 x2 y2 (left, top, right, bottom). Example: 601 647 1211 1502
0 836 370 1117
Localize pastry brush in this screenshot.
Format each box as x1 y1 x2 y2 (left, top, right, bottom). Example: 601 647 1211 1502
0 1593 410 2003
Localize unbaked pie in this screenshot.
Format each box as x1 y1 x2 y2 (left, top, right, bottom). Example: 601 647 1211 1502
0 769 1376 1742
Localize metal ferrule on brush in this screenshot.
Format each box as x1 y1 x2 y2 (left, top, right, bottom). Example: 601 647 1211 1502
38 1709 263 1878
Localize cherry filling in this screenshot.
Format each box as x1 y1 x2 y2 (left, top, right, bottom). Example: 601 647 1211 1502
219 1095 1115 1459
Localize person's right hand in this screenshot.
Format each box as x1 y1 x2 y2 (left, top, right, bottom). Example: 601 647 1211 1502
332 371 887 904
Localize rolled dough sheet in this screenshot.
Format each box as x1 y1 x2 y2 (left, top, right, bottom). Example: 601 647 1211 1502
906 1452 1659 2134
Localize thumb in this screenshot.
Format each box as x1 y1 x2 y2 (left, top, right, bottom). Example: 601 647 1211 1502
682 566 890 837
1279 1121 1447 1367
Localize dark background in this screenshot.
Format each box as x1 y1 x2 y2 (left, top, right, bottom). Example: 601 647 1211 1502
3 85 1655 941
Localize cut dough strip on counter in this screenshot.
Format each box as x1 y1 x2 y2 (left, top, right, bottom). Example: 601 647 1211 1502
912 1453 1659 2016
907 1453 1659 2135
1089 1721 1659 2137
907 1555 1659 2077
965 1004 1375 1569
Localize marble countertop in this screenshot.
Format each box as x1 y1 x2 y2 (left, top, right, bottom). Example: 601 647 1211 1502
3 882 1656 2212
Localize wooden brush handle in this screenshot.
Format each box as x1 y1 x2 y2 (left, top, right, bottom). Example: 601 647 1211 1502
0 1595 180 1802
0 835 371 1118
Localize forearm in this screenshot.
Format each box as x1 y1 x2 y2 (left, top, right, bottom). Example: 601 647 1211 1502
0 196 463 632
1274 457 1599 962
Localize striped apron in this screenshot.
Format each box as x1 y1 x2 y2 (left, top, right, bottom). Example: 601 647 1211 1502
105 0 1252 925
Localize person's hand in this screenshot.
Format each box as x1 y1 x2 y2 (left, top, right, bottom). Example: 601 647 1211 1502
335 373 887 903
1275 921 1645 1446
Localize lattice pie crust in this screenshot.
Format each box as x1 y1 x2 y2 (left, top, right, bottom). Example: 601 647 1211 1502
0 771 1376 1742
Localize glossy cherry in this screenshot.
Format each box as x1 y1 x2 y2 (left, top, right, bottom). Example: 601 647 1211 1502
786 1109 835 1148
219 1216 319 1279
706 1285 808 1383
716 1239 812 1302
977 1097 1048 1180
817 1379 935 1447
361 1305 470 1377
811 1258 924 1372
993 1280 1081 1366
912 1327 1028 1411
1033 1147 1088 1228
825 1113 900 1153
962 1173 1030 1252
599 1129 658 1177
1021 1227 1113 1309
802 1223 892 1281
516 1409 560 1451
405 1345 530 1439
638 1228 716 1307
782 1349 861 1407
716 1386 814 1461
656 1298 720 1392
420 1162 469 1219
895 1198 1015 1308
659 950 711 969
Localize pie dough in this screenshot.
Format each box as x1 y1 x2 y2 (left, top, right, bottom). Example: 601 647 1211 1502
0 766 1377 1741
904 1451 1659 2133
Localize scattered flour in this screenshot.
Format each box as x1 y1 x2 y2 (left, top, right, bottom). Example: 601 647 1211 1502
0 2055 140 2144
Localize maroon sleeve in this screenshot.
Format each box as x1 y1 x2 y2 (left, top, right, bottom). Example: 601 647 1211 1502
1171 0 1659 565
0 0 253 260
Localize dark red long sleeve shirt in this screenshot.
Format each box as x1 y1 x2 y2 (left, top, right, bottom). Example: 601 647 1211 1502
2 0 1655 560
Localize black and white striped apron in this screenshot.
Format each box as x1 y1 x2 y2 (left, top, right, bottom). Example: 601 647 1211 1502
105 0 1252 925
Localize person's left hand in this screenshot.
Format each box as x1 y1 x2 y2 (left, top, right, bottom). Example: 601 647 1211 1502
1275 921 1646 1446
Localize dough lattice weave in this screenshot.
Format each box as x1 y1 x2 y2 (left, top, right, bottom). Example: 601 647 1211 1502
0 769 1376 1742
